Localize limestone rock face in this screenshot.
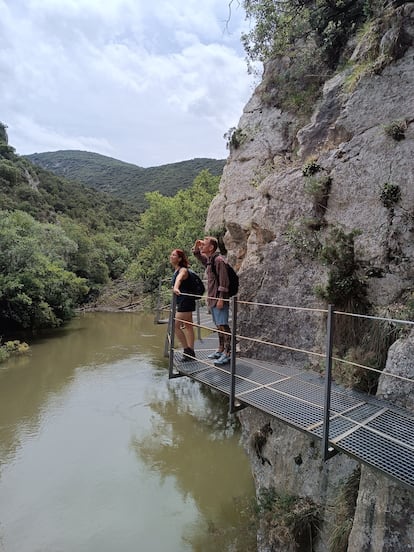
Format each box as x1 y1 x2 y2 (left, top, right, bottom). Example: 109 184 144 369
206 3 414 551
0 122 8 144
208 4 414 351
347 331 414 551
239 409 358 551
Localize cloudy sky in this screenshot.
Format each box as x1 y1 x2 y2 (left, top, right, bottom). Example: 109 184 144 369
0 0 258 167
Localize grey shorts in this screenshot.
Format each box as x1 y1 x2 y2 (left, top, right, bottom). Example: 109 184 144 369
211 305 229 326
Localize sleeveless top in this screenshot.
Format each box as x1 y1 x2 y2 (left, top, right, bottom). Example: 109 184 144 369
171 267 196 312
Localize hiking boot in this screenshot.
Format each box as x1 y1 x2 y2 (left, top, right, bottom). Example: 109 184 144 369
181 348 195 362
214 353 230 366
207 351 222 359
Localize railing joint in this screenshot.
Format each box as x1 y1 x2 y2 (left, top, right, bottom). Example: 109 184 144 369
229 399 247 414
324 446 339 461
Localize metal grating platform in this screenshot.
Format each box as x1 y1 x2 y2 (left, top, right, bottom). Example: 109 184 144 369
171 343 414 491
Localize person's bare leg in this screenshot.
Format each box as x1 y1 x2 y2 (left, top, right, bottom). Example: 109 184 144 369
217 327 224 353
176 312 194 350
174 316 188 349
219 324 231 355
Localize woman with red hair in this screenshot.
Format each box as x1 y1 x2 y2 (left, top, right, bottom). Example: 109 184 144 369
170 249 195 361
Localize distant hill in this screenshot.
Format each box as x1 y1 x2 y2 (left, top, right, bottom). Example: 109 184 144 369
25 150 226 207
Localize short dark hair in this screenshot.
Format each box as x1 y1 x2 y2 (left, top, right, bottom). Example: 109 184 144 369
204 236 218 252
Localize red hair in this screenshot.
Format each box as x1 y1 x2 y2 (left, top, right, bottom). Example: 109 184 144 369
173 249 189 268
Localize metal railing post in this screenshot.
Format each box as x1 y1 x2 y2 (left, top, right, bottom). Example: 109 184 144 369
154 277 163 324
168 294 177 378
196 300 201 341
163 307 172 357
229 296 238 413
322 304 336 460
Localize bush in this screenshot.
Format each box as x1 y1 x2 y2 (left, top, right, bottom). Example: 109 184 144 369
0 340 30 363
316 227 367 309
0 160 19 185
256 487 321 551
304 175 332 218
285 221 322 260
224 127 247 150
380 182 401 208
329 468 361 552
302 158 321 177
383 119 407 141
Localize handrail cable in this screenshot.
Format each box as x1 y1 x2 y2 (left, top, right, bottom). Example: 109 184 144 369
172 316 414 384
332 355 414 384
235 333 326 359
178 292 328 314
172 314 325 359
178 291 414 328
238 299 328 314
334 309 414 327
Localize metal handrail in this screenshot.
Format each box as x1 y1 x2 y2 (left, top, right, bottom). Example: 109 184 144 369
166 291 414 384
163 290 414 465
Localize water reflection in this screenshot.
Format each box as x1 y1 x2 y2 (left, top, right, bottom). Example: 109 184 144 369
0 312 256 552
132 378 257 551
0 313 166 469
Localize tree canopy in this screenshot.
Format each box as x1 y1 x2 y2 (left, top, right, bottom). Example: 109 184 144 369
127 170 220 292
0 210 88 330
0 121 221 334
241 0 378 113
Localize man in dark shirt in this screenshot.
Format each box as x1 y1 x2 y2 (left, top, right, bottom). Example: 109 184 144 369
193 236 231 365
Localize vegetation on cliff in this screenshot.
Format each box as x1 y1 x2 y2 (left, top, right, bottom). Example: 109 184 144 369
241 0 398 115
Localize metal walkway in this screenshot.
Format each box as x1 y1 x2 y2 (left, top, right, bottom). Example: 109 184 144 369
161 289 414 492
171 335 414 492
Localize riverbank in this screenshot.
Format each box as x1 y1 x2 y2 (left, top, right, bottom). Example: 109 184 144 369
77 278 150 313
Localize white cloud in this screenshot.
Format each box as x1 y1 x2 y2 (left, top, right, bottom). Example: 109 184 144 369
0 0 258 167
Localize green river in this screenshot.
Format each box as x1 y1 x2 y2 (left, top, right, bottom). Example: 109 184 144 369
0 312 257 552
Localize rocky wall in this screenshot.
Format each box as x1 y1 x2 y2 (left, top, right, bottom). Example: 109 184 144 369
206 3 414 551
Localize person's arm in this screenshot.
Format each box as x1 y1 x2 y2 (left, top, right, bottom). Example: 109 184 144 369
192 240 208 268
215 257 229 309
173 267 188 295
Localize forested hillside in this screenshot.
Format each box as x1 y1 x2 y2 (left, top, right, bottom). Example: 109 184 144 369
25 150 225 207
0 121 220 336
0 123 142 332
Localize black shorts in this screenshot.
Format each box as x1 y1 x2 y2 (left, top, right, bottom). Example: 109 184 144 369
177 297 196 312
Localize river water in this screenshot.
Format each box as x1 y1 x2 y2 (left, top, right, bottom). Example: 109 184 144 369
0 312 257 552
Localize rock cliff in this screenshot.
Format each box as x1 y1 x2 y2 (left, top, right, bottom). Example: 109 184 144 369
206 3 414 550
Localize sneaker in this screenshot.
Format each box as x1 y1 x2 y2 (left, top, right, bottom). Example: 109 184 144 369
214 353 230 366
181 348 195 362
207 351 222 359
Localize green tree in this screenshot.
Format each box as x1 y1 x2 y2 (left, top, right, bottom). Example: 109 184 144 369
59 217 109 286
0 210 88 331
127 170 219 292
242 0 368 67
